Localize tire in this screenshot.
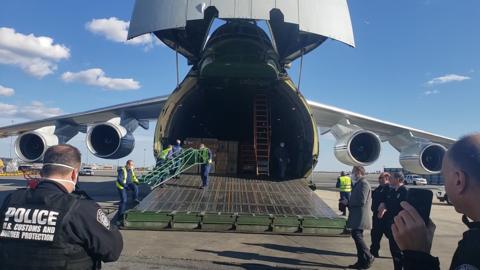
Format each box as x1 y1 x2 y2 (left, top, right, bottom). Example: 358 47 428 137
413 181 417 185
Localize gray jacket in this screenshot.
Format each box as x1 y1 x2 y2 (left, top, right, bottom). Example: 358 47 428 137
347 177 372 230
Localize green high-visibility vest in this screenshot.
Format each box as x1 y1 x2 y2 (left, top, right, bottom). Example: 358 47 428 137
339 176 352 192
160 147 172 160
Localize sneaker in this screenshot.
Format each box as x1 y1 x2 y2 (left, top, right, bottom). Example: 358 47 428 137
134 199 141 204
199 186 204 189
370 250 379 258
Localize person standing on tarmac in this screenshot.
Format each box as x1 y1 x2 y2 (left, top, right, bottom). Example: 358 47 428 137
378 171 408 270
392 134 480 270
370 172 391 258
116 160 140 225
347 166 375 269
199 144 212 189
0 144 123 269
336 171 352 216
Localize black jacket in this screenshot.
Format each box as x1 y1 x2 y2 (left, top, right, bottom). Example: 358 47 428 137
403 219 480 270
0 180 123 269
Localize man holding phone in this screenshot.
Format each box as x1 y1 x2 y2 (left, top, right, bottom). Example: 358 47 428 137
392 134 480 270
378 171 408 270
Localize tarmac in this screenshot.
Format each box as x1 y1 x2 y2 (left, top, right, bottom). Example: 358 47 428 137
0 173 464 270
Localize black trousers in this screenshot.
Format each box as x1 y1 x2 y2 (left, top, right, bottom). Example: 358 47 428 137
351 229 373 265
370 215 386 255
385 222 403 270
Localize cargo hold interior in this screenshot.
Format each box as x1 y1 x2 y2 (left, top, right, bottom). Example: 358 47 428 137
164 81 315 179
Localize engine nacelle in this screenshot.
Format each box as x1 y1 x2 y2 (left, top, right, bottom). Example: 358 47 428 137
334 130 382 166
15 130 59 162
86 122 135 159
400 143 446 174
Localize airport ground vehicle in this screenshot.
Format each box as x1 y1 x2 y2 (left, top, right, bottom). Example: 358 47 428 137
405 174 428 185
79 166 94 176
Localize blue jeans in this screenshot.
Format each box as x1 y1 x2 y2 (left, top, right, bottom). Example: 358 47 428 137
200 164 211 187
117 183 139 217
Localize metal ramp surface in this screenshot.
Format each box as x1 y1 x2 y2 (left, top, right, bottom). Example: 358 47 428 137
125 175 345 235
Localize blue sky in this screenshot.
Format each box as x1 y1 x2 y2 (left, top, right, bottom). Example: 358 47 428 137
0 0 478 171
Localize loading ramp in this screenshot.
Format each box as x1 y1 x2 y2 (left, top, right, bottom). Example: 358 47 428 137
125 165 346 234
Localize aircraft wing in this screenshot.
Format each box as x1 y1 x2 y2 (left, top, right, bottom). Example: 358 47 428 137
0 95 169 138
307 100 455 148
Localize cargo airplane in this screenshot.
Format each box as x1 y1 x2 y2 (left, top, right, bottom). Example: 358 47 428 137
0 0 454 179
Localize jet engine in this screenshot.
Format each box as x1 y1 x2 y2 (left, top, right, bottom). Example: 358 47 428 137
334 130 382 166
399 143 446 174
86 122 135 159
15 129 59 162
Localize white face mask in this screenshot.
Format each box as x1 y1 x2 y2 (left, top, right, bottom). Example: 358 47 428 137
351 174 358 182
43 163 78 191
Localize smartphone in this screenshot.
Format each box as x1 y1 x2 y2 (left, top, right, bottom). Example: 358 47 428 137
406 188 433 225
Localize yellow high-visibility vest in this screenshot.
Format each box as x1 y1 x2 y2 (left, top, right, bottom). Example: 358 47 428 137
159 147 172 160
116 167 139 189
339 176 352 192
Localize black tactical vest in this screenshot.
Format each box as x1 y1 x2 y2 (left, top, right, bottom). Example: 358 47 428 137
0 188 94 270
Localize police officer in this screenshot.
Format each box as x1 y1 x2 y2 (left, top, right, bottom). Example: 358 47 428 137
378 171 408 270
370 172 391 258
116 160 140 224
0 144 123 269
199 144 212 189
336 171 352 216
392 134 480 270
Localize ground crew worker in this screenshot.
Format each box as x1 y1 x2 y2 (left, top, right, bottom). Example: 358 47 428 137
116 160 140 224
336 171 352 216
172 139 183 178
378 171 408 270
157 144 173 167
392 134 480 270
0 144 123 269
199 144 212 189
370 172 391 258
0 158 4 173
274 142 289 180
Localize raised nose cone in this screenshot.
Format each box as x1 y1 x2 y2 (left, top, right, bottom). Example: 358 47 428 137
198 21 281 80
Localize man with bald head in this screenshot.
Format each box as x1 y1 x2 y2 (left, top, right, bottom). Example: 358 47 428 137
392 134 480 270
0 144 123 269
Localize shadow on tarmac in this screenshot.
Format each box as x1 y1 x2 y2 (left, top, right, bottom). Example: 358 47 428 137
196 249 345 269
243 243 356 257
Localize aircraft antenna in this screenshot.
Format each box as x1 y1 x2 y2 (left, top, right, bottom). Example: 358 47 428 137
297 48 305 91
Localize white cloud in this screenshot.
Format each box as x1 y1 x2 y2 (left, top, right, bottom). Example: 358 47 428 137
86 17 159 49
0 101 63 120
424 89 440 96
427 74 471 85
0 27 70 78
0 103 18 116
61 68 141 91
0 85 15 96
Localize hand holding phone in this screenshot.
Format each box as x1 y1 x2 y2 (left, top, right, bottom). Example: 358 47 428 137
406 188 433 225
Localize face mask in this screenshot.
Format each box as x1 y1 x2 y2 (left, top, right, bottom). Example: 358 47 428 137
42 163 78 191
351 174 357 182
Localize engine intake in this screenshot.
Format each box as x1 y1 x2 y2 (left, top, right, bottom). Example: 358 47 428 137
15 131 59 162
86 122 135 159
334 130 382 166
400 143 446 174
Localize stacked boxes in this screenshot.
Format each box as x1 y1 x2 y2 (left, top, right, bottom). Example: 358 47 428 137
183 138 238 175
